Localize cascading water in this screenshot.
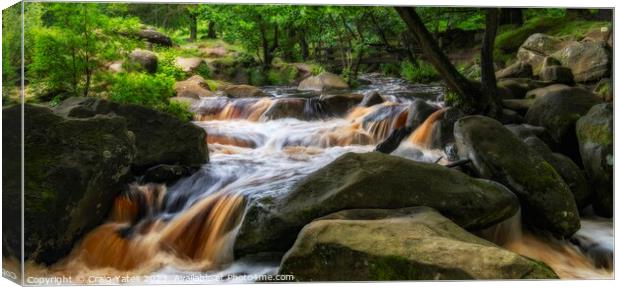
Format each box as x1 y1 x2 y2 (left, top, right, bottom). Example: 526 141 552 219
28 74 612 283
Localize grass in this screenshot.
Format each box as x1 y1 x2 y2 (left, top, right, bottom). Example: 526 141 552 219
400 60 439 83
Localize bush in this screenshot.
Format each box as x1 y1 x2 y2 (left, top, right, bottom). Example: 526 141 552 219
163 101 193 121
400 60 439 83
108 72 174 109
156 50 188 81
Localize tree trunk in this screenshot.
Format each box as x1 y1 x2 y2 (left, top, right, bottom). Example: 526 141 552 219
189 12 197 42
395 7 481 113
499 8 523 26
480 8 502 117
207 21 216 39
300 29 309 60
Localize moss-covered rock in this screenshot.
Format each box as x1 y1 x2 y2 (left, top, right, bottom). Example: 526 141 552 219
576 103 613 217
2 104 135 264
174 75 214 99
525 86 603 162
223 84 265 98
552 41 611 83
454 116 580 237
53 97 209 172
128 49 158 74
234 152 519 256
593 78 612 102
517 33 565 75
279 207 558 280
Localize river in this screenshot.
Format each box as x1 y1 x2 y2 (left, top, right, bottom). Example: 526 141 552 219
28 74 612 283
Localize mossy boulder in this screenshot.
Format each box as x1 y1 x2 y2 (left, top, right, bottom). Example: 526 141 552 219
2 104 135 264
454 116 580 237
53 97 209 172
593 78 612 102
234 152 519 256
540 66 574 85
552 41 611 83
495 61 533 80
298 72 349 91
517 33 565 75
576 103 613 217
497 78 547 99
279 207 558 280
128 49 158 73
524 86 602 162
525 84 571 100
174 57 208 74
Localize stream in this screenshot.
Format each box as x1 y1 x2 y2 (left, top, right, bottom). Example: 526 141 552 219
30 74 612 283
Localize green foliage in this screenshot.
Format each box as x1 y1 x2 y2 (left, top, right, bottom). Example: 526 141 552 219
163 101 193 121
400 60 439 83
267 65 298 85
108 72 174 108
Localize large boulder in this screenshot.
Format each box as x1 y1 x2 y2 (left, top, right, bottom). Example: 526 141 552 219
279 207 558 280
495 61 533 79
235 152 519 256
521 136 590 209
524 84 571 99
552 41 611 82
576 103 613 217
137 28 174 46
319 93 364 116
260 98 307 120
405 99 439 130
298 72 349 91
174 75 214 99
53 97 208 171
525 87 603 161
128 49 158 73
223 84 265 98
454 116 580 237
517 33 565 75
2 104 135 264
497 78 547 99
539 65 574 85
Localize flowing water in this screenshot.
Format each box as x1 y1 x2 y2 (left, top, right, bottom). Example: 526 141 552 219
26 74 612 283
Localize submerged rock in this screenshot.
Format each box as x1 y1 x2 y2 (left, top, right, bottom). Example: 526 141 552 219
2 104 135 264
454 116 580 237
279 207 558 280
298 72 349 91
576 103 613 217
235 152 519 256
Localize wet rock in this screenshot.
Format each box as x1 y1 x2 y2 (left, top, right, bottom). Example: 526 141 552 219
495 61 533 79
141 164 196 184
223 84 265 98
261 98 307 120
320 94 364 116
454 116 580 237
552 41 611 82
405 99 439 130
54 97 208 172
576 103 613 217
298 72 349 91
430 107 465 148
174 75 214 99
235 152 519 256
174 57 207 73
128 49 158 73
2 104 135 264
525 87 602 162
360 91 384 107
279 207 558 280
